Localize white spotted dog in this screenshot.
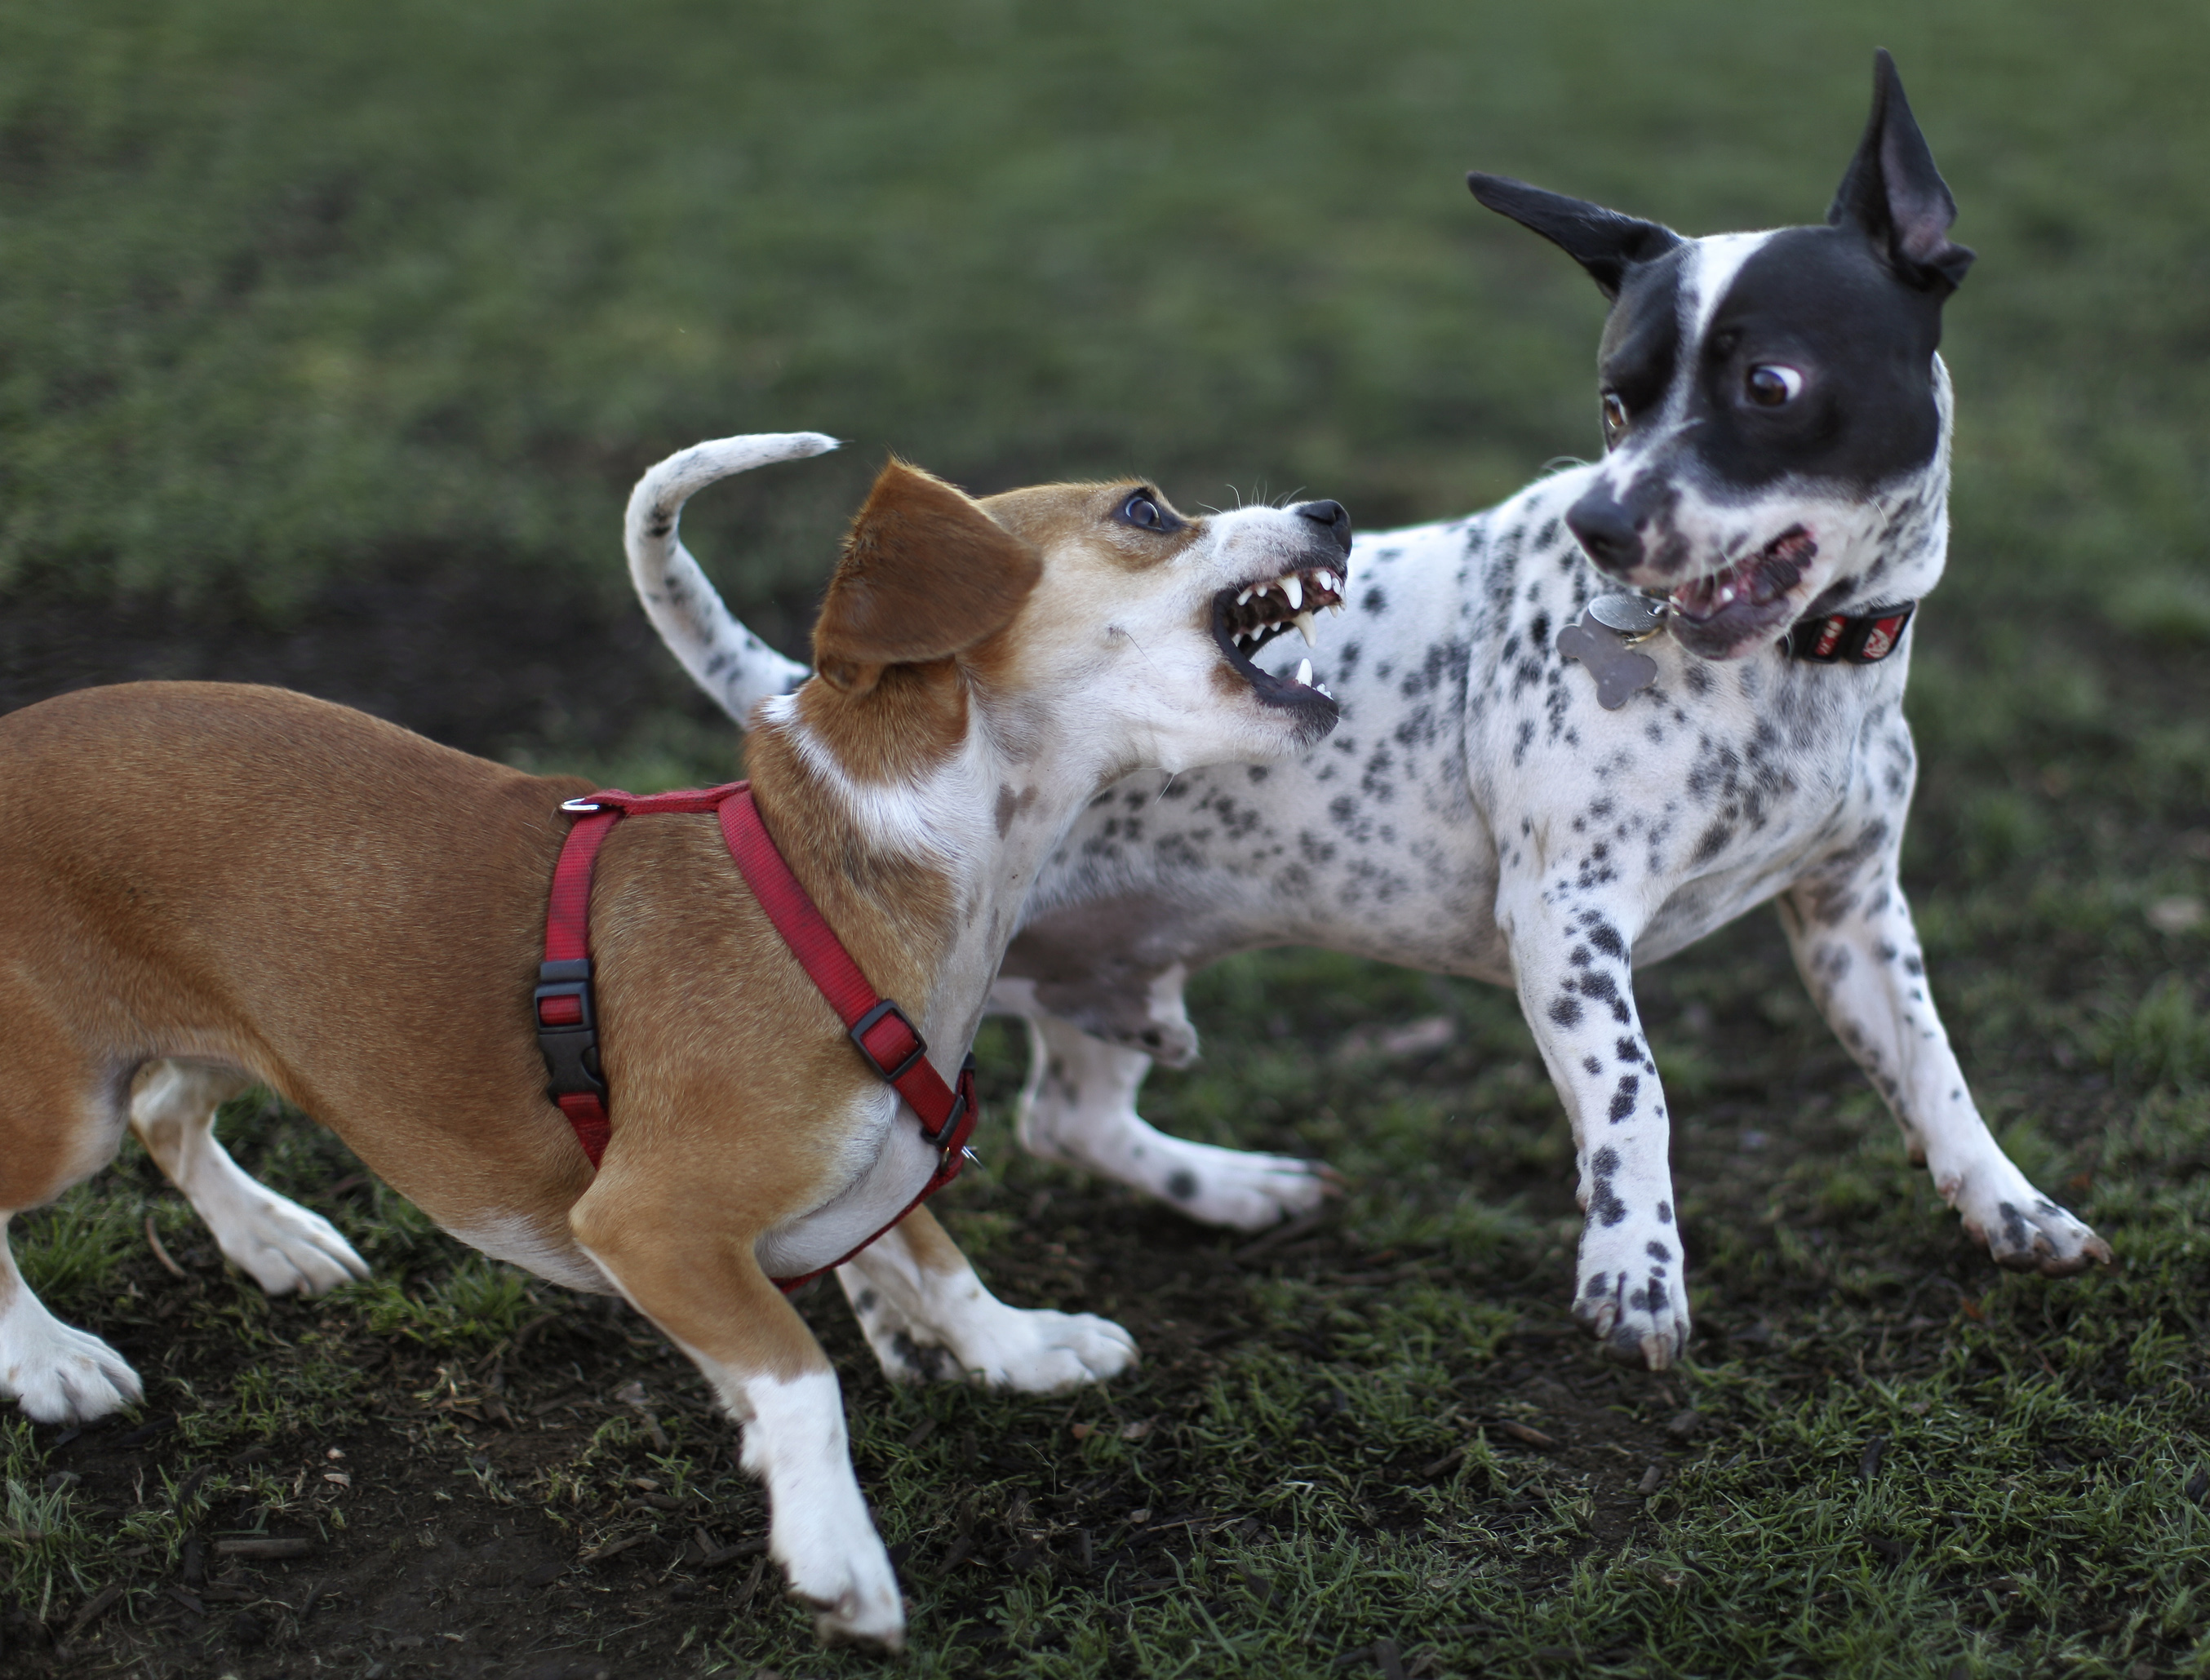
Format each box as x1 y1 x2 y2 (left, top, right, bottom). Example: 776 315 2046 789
635 58 2111 1372
0 438 1349 1651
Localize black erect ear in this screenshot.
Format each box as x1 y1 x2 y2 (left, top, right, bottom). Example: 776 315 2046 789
1468 172 1684 301
1828 49 1975 292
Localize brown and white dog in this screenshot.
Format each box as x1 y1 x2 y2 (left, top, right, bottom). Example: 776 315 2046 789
0 432 1350 1648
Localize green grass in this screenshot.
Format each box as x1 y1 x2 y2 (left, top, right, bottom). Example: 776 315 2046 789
4 0 2206 632
2 0 2208 1674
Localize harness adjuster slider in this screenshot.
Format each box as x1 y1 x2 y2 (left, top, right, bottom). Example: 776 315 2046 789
535 958 605 1098
849 998 928 1084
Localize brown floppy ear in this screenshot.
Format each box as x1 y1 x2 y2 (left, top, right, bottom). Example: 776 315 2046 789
812 458 1044 694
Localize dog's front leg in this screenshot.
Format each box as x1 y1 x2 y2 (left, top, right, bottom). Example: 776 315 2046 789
1499 878 1689 1368
1779 855 2111 1274
836 1204 1136 1389
569 1171 904 1651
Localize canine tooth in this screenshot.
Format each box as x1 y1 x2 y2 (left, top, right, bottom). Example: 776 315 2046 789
1237 587 1254 606
1283 575 1303 611
1295 611 1316 647
1294 657 1313 688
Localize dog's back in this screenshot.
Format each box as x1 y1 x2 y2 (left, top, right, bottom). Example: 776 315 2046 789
0 683 592 1194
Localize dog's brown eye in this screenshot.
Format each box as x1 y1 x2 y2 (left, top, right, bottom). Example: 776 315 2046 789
1120 494 1165 530
1600 392 1629 445
1746 365 1804 406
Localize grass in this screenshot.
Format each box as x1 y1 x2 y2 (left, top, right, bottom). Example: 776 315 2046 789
2 0 2208 1675
4 0 2207 634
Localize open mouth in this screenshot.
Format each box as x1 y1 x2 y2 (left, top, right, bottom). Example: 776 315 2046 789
1211 562 1347 710
1666 526 1817 654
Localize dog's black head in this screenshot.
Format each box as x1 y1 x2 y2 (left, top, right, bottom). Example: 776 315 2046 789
1470 51 1973 659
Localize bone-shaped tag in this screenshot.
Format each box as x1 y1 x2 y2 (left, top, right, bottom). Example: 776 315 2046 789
1559 610 1659 710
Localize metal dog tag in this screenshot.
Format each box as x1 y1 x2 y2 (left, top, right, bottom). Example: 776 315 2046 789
1559 603 1662 710
1586 592 1670 638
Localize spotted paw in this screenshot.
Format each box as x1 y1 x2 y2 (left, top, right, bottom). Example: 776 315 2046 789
1946 1169 2112 1277
212 1195 371 1297
1573 1233 1692 1371
957 1307 1138 1393
1150 1141 1338 1233
0 1311 144 1425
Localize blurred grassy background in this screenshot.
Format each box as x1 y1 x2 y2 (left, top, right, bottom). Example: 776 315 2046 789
3 0 2203 638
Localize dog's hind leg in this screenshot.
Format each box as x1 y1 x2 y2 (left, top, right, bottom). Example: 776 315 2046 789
0 997 144 1422
836 1205 1136 1390
1012 1013 1334 1231
1779 858 2112 1276
128 1061 369 1297
0 1216 144 1423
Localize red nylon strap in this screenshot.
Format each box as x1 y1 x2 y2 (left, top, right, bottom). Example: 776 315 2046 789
544 782 748 962
535 780 977 1291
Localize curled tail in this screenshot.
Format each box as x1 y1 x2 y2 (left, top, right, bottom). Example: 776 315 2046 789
624 432 832 725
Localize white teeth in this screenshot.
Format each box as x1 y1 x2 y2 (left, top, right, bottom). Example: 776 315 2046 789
1294 657 1313 688
1295 611 1316 647
1236 587 1254 606
1283 575 1302 611
1316 682 1334 699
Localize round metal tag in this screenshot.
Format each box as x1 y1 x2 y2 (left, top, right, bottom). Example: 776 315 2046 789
1587 592 1670 635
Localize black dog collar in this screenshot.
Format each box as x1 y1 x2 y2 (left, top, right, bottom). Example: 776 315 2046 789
1785 601 1916 663
1563 593 1920 710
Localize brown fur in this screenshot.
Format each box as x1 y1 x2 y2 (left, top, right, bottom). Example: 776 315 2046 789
0 450 1341 1649
814 460 1041 694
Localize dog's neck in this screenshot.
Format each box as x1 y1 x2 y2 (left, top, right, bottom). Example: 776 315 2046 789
743 665 1121 1062
1823 352 1953 617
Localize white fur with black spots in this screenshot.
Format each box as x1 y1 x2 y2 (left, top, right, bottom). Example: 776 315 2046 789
637 57 2112 1368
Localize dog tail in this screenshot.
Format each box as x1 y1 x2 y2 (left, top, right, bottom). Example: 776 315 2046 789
624 432 836 726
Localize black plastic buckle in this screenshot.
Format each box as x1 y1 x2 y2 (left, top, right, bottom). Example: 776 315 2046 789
918 1053 978 1146
535 958 605 1098
849 999 928 1084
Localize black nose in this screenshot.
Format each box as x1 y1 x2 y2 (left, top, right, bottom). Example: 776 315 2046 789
1564 489 1643 576
1296 499 1352 554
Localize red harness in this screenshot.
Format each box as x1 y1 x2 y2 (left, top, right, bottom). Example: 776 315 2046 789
532 779 979 1292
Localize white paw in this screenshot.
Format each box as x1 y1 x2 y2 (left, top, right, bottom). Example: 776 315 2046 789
213 1195 370 1296
1942 1165 2112 1277
1 1313 144 1425
1152 1139 1338 1232
1573 1222 1692 1371
777 1522 905 1651
961 1307 1138 1392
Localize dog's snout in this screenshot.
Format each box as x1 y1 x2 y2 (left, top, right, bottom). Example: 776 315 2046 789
1564 490 1643 577
1295 499 1353 554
